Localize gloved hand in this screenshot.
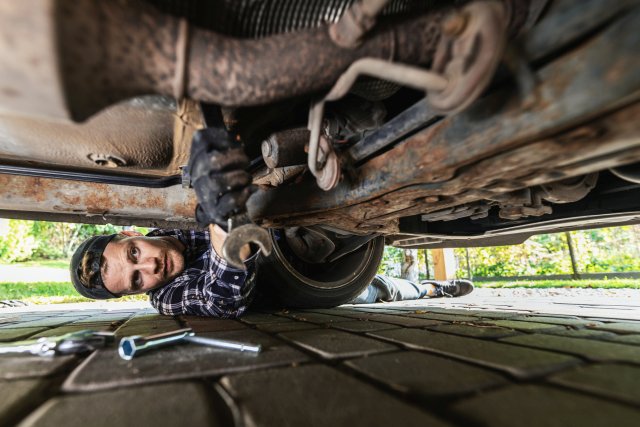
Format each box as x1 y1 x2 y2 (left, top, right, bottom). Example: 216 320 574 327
188 127 253 229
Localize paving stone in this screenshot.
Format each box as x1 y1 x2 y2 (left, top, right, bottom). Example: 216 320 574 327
425 323 521 339
0 315 21 324
337 312 443 327
0 317 77 329
310 308 367 316
0 328 47 342
485 320 564 332
0 379 48 424
114 315 182 338
368 329 579 379
608 334 640 345
500 334 640 364
551 363 640 406
511 315 602 327
406 313 479 322
0 356 77 380
181 317 248 333
66 322 119 330
279 329 397 359
403 307 486 316
31 325 114 338
452 384 640 427
19 382 230 427
48 311 105 317
256 322 321 333
63 329 309 392
467 311 522 319
71 313 132 324
345 351 507 398
330 320 400 333
586 317 635 323
542 328 617 339
220 364 449 427
285 312 351 324
240 312 292 325
345 307 401 314
587 322 640 334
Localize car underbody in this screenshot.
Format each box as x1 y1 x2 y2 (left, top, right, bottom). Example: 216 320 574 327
0 0 639 304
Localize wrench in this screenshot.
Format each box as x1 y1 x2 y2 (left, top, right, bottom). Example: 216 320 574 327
118 327 261 360
221 213 272 270
0 330 114 357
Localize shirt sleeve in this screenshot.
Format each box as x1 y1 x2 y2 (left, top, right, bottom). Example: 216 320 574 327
191 249 260 318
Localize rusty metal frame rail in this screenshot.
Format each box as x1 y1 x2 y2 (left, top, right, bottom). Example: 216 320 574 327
0 175 198 228
248 5 640 234
0 164 181 188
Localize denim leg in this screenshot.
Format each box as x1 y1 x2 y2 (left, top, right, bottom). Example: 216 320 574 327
349 282 381 304
350 275 426 304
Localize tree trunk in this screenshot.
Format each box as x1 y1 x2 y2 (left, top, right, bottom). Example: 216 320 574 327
64 225 82 258
401 249 419 282
564 231 581 279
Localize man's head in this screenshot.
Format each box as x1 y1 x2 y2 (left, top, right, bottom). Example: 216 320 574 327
71 231 186 299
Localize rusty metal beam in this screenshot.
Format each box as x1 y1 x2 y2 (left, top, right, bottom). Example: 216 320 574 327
248 6 640 233
0 175 198 228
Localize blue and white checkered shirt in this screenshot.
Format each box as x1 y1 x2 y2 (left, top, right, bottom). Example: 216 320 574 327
147 229 258 318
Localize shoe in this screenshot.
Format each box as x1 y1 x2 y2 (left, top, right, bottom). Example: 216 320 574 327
421 280 474 298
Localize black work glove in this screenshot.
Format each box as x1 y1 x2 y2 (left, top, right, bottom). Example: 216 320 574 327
188 127 253 229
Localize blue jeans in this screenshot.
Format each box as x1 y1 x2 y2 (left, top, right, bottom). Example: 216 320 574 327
350 275 428 304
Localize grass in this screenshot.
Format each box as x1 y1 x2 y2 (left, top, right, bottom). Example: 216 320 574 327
0 259 71 269
0 282 148 304
1 259 638 305
475 279 640 289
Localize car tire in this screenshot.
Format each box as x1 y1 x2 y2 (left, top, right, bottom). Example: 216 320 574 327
257 230 385 308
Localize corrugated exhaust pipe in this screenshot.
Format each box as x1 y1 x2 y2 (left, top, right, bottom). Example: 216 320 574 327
1 0 447 121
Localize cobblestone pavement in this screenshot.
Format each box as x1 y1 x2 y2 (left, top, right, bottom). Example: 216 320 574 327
0 292 639 426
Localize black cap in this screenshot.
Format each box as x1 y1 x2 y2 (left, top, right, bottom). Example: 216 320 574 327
70 234 119 300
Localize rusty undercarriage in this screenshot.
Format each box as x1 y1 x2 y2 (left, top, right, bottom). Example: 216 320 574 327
0 0 639 304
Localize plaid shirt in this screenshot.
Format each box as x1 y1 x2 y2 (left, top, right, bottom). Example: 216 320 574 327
147 229 258 318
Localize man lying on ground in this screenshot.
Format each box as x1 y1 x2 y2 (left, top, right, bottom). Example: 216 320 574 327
70 225 473 317
69 127 473 317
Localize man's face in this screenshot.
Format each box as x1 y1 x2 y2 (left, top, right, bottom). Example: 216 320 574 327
101 234 186 295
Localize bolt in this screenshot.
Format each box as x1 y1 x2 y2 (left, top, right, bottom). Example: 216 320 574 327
261 140 273 158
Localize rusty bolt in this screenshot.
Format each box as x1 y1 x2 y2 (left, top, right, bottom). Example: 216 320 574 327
261 140 273 158
442 11 468 37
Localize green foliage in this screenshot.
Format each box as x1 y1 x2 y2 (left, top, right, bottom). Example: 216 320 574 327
0 220 38 262
377 246 404 276
475 279 640 289
379 225 640 279
0 219 131 263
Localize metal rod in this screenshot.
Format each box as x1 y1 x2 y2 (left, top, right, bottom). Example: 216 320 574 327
184 335 262 353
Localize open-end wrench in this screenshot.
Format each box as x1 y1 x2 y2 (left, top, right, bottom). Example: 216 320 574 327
221 213 272 270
